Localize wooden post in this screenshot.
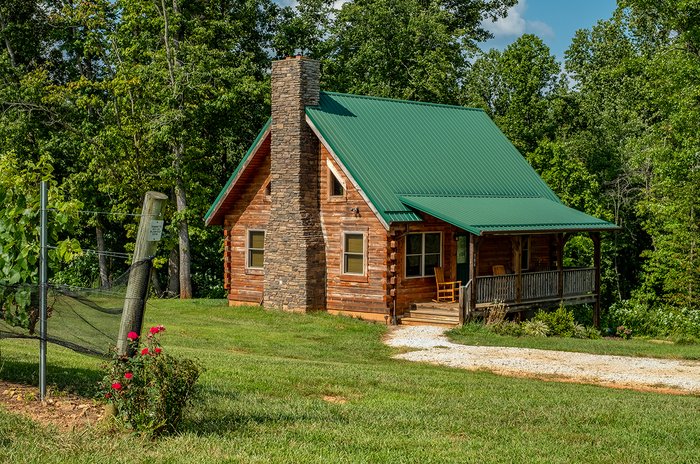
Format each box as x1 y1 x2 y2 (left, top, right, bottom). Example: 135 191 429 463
591 232 601 328
557 233 564 301
512 236 522 303
468 234 479 312
117 191 168 356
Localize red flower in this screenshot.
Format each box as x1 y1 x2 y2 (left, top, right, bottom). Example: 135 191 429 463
105 392 112 399
154 347 162 354
124 372 133 380
141 347 149 355
127 331 139 341
149 325 165 335
111 382 122 390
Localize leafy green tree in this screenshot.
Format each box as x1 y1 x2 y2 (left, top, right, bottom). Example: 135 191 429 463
0 154 81 331
321 0 516 103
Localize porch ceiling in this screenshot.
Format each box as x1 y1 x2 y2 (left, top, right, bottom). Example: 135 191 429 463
399 195 619 235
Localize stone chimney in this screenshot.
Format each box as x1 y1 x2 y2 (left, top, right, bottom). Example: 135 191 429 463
264 56 326 311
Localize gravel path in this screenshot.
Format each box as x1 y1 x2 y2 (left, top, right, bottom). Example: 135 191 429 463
385 326 700 394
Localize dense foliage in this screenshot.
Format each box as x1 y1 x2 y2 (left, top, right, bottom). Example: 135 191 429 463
0 1 697 329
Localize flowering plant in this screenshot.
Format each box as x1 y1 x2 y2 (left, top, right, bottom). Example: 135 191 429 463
101 325 201 435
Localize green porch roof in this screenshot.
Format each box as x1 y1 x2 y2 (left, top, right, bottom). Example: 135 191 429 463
306 92 561 225
399 195 618 235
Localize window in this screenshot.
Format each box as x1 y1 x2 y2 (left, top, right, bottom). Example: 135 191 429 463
330 171 345 197
264 181 271 197
521 236 530 271
343 232 365 275
247 230 265 269
406 232 441 278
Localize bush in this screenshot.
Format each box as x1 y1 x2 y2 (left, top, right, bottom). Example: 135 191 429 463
102 325 201 435
533 306 576 337
489 321 523 337
521 320 549 337
607 300 700 339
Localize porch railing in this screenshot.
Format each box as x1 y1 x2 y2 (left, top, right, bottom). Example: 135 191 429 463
474 268 595 305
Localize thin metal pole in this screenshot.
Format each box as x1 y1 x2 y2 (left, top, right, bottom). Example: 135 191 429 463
39 181 48 401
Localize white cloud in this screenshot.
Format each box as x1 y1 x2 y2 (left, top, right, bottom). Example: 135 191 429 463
484 1 554 38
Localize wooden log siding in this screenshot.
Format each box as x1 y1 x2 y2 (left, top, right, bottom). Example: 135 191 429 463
223 136 271 305
392 216 458 314
320 145 389 317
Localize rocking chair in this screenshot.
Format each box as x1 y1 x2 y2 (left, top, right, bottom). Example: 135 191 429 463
433 267 461 303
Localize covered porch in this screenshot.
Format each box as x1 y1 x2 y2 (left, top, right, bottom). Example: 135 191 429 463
398 195 617 327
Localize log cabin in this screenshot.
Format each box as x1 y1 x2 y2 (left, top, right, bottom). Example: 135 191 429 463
205 56 618 326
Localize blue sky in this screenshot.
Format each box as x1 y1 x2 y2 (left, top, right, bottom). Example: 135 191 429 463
482 0 618 62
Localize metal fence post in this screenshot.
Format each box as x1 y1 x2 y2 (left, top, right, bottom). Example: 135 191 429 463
39 181 48 401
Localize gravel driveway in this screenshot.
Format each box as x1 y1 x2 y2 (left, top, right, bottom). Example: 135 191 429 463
385 326 700 394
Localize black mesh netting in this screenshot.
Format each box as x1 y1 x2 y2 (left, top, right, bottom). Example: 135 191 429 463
0 259 152 356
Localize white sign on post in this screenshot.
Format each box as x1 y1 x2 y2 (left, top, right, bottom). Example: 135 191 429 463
148 220 164 241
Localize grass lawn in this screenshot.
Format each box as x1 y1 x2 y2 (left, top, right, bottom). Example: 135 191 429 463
448 323 700 360
1 299 699 463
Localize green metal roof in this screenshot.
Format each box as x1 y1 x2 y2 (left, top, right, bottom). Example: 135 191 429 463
207 91 617 233
205 119 271 225
306 92 561 225
399 195 618 235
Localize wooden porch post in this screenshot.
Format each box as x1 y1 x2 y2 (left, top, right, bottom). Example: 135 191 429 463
468 234 479 312
557 233 564 301
512 237 522 303
591 232 601 328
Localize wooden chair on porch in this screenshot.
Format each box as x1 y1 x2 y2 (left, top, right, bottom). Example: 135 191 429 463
433 267 461 303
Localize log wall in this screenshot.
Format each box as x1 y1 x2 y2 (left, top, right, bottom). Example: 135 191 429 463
392 216 458 314
320 146 390 317
223 136 271 305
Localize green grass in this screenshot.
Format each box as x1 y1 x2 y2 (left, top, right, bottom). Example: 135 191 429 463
1 299 699 463
448 323 700 360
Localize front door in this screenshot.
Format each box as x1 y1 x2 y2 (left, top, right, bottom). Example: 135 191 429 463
456 235 469 284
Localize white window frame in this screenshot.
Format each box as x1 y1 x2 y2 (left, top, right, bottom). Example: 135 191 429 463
405 232 442 279
341 231 366 276
327 159 346 199
246 229 265 270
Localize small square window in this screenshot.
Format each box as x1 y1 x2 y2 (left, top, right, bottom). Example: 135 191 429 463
405 232 442 278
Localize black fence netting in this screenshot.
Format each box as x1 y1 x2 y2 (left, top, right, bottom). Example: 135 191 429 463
0 259 151 356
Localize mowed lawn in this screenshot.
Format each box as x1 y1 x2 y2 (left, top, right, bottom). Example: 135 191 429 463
1 300 699 463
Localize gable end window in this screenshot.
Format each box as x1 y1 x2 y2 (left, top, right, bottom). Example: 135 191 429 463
343 232 365 275
330 171 345 197
247 230 265 269
405 232 441 278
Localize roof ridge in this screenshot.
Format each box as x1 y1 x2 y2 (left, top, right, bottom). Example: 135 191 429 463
319 91 486 113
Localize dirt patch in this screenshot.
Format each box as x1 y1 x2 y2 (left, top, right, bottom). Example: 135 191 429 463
322 395 348 404
0 380 105 431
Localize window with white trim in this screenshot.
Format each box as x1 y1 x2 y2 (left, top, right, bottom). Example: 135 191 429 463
405 232 441 277
343 232 365 275
247 230 265 269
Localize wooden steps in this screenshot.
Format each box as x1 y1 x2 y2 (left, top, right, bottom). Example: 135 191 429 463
400 302 460 327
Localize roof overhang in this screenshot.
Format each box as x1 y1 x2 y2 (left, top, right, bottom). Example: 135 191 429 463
399 195 619 236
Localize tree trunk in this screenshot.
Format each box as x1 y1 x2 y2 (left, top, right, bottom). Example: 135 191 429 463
95 226 110 288
176 175 193 299
167 247 180 297
151 268 163 298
